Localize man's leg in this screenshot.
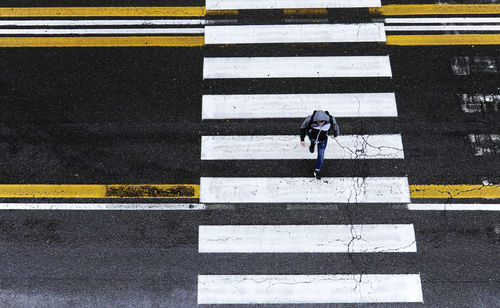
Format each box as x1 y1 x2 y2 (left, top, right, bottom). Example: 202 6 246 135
314 139 327 179
308 135 315 153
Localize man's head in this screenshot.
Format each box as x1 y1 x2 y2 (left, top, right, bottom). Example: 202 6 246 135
316 120 326 126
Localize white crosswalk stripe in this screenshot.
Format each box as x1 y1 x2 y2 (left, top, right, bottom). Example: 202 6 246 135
201 134 404 160
200 177 410 203
198 274 423 304
203 56 393 79
205 23 386 44
206 0 382 10
202 93 398 119
199 224 417 253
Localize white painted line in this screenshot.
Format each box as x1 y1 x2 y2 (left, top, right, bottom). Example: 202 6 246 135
201 135 404 160
198 274 423 304
205 24 386 44
469 134 500 156
203 56 392 79
385 17 500 24
0 28 205 35
199 224 416 253
202 93 398 119
0 203 205 210
0 19 206 26
206 0 381 10
408 203 500 211
200 177 410 203
385 25 500 31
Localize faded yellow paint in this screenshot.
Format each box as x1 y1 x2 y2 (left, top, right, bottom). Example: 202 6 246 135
410 185 500 199
0 6 206 17
0 184 200 198
371 4 500 15
386 34 500 46
284 8 328 15
0 36 204 47
205 9 238 15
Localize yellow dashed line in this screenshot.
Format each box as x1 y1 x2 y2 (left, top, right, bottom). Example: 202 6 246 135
387 34 500 46
0 36 204 47
0 6 206 17
371 4 500 16
205 10 238 15
0 184 200 198
410 185 500 199
283 8 328 15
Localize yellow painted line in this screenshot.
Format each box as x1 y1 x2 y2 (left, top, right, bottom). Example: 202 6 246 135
0 7 206 17
410 185 500 199
0 184 200 198
205 10 238 15
387 34 500 46
284 8 328 15
0 36 204 47
371 4 500 16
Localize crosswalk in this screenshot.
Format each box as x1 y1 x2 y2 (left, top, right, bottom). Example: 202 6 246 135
199 1 422 305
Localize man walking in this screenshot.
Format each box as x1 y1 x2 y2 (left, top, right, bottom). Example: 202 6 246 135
300 110 340 180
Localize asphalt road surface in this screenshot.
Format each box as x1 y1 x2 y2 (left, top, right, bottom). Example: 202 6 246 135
0 1 499 307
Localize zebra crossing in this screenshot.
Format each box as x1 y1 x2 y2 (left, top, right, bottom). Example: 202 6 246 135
199 1 422 305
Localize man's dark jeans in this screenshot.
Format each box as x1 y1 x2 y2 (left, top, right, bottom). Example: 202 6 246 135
308 136 328 171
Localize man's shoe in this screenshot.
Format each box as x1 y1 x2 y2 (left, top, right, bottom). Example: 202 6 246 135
314 170 321 180
309 142 315 153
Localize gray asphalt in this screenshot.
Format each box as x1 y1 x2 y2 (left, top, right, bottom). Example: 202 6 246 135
0 2 499 307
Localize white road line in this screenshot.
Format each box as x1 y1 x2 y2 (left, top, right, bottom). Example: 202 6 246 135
205 24 386 44
408 203 500 211
385 25 500 31
200 177 410 203
0 28 204 35
206 0 381 10
385 17 500 24
0 19 206 26
199 224 416 253
203 56 392 79
201 135 404 160
198 274 423 304
0 203 205 210
202 93 398 119
469 134 500 156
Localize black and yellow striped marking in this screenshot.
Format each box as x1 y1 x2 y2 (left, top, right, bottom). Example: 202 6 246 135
371 4 500 16
0 7 206 17
0 36 204 47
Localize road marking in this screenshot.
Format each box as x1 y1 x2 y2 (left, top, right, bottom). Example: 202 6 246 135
201 135 404 160
198 274 423 304
459 94 500 114
469 134 499 156
0 36 204 47
206 0 381 10
371 4 500 16
205 24 386 44
385 25 500 32
199 224 416 253
0 203 205 210
283 8 328 15
386 34 500 46
0 184 200 198
410 185 500 199
385 17 500 24
0 28 205 35
0 7 206 17
200 177 410 203
408 203 500 211
203 56 392 79
0 19 206 26
202 93 397 119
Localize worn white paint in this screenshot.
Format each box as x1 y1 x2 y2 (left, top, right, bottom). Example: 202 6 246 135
201 135 404 160
408 203 500 211
0 28 204 35
469 134 500 156
385 17 500 24
0 19 206 26
206 0 381 9
202 93 398 119
203 56 392 79
205 24 386 44
385 25 500 31
199 224 416 253
200 177 410 203
0 203 205 210
198 274 423 304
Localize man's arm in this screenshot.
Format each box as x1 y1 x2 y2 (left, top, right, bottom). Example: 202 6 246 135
300 116 311 141
330 116 340 137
